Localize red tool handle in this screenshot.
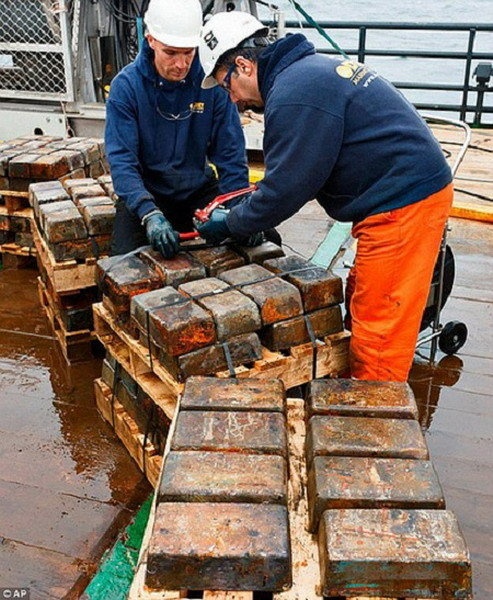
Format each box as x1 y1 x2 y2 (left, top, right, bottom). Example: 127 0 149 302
179 231 200 240
178 184 257 241
193 184 256 223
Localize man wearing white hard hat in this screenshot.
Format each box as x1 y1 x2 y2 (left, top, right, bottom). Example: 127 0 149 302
196 11 454 383
105 0 249 258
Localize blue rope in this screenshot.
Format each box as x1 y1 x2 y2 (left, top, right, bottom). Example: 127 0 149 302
288 0 350 60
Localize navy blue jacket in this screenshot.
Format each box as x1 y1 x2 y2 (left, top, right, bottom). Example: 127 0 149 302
227 34 452 237
105 40 248 220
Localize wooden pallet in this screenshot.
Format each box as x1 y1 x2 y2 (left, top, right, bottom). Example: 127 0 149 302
94 377 163 487
92 301 350 403
37 276 98 363
0 189 30 213
32 221 106 293
0 242 36 268
128 398 401 600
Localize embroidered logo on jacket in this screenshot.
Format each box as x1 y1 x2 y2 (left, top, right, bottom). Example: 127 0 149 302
335 60 374 86
190 102 205 113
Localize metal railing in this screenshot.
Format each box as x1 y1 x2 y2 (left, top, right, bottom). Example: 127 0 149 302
282 20 493 126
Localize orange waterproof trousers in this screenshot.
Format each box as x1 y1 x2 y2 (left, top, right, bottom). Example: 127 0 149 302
345 183 454 382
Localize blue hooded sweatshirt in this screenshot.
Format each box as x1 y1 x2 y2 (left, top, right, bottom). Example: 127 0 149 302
105 40 248 221
227 34 452 237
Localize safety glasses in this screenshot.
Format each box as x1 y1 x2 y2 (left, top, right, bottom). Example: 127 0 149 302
220 62 238 92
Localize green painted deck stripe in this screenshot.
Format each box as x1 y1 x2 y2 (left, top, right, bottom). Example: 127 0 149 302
310 221 352 269
84 494 152 600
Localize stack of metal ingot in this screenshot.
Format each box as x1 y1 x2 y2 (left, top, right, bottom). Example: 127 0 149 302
305 379 472 598
29 175 115 362
96 246 347 382
0 135 109 260
100 354 170 455
146 376 292 592
30 176 115 262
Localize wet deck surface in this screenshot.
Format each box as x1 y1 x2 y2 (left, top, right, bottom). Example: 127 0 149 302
0 127 492 598
0 268 151 598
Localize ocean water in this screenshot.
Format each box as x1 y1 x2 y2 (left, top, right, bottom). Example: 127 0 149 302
256 0 493 123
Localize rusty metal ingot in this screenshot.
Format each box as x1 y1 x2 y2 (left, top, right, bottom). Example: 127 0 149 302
50 235 111 262
180 376 286 413
147 502 292 591
69 183 106 204
219 264 303 325
192 245 245 276
307 378 419 420
131 286 186 333
233 240 285 265
29 181 70 219
158 332 262 381
138 247 206 287
97 253 164 314
319 508 471 599
171 409 287 456
179 277 261 340
261 305 343 350
38 200 86 241
148 298 217 356
78 199 116 236
306 415 429 464
264 254 344 311
307 456 445 532
159 451 287 504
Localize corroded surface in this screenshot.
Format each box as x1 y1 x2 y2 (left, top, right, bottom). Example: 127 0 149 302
219 264 303 325
319 508 472 598
307 456 445 531
264 254 344 311
261 305 343 350
149 299 217 356
138 248 206 286
307 378 419 419
180 376 286 412
147 502 292 591
159 451 287 504
171 410 287 456
162 331 262 380
306 415 429 462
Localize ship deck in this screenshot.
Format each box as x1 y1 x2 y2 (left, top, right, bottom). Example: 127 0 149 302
0 126 492 598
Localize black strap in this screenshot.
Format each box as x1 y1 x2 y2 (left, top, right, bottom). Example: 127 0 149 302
222 341 236 378
110 360 121 428
303 314 318 381
145 309 154 374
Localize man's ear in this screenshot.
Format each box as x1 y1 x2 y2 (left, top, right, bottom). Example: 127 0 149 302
236 57 253 76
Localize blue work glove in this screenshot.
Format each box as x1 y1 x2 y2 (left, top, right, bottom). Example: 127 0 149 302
142 209 180 259
194 208 231 244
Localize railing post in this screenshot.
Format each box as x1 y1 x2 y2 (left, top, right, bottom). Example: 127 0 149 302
460 28 476 122
358 27 366 63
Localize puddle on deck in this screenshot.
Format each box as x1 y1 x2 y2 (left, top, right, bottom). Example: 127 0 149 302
0 268 151 598
1 215 492 598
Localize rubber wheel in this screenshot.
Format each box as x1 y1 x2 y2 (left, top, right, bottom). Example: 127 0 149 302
438 321 468 355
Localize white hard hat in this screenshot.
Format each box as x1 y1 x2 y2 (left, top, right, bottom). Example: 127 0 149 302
199 11 268 89
144 0 203 48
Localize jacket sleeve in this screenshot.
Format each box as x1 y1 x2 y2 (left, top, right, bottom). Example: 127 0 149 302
207 90 250 194
105 79 157 220
227 102 343 237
